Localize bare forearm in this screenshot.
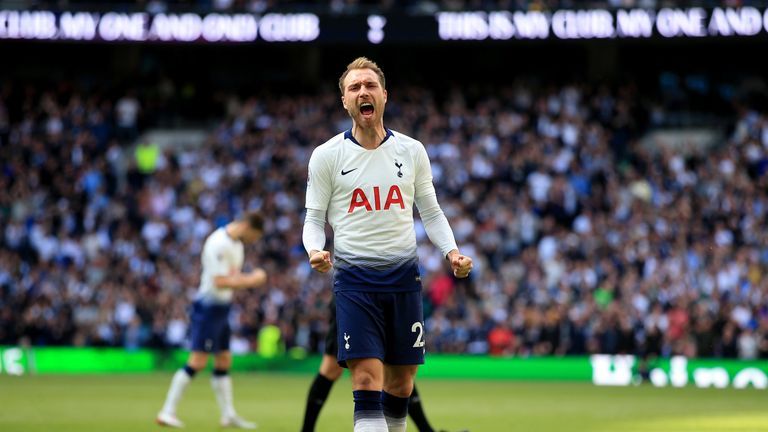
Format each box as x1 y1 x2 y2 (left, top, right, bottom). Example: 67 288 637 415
213 272 265 289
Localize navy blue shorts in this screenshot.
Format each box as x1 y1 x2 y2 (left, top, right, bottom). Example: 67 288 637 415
189 301 231 353
335 290 425 367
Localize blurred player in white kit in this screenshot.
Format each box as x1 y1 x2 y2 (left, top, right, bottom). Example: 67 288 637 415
156 211 267 429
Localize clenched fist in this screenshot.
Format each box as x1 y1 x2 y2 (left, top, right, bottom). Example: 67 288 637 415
309 250 333 273
447 250 473 278
248 268 268 287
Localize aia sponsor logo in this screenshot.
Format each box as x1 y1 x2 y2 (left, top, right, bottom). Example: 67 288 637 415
348 185 405 213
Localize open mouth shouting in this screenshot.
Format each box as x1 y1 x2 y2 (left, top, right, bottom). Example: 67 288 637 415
359 102 375 119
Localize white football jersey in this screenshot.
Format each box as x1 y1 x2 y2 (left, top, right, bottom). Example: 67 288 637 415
306 129 435 271
196 227 244 304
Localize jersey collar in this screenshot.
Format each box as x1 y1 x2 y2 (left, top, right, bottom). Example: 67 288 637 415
344 128 394 148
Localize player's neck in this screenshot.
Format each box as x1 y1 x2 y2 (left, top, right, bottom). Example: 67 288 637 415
224 223 240 241
352 123 386 150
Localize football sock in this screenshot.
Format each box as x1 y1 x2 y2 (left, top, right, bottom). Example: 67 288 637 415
160 365 196 415
211 368 237 419
301 373 335 432
382 391 409 432
353 390 388 432
408 385 435 432
183 365 197 377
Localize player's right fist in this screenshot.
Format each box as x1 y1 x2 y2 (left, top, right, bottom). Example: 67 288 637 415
249 269 267 287
309 250 333 273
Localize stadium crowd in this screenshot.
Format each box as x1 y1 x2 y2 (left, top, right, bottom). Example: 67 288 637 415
1 77 768 362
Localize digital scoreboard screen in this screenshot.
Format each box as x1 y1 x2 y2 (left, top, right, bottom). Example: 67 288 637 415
1 7 767 44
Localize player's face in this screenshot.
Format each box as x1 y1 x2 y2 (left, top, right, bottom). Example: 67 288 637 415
240 228 262 244
341 68 387 128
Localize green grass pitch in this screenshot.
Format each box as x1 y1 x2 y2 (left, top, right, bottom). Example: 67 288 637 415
1 373 767 431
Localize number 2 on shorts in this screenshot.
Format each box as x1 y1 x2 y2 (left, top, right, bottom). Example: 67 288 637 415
411 321 425 348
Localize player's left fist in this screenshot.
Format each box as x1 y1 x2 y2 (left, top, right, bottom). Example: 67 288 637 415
447 250 473 279
309 250 333 273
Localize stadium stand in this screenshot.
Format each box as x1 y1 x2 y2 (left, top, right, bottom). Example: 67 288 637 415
2 74 767 361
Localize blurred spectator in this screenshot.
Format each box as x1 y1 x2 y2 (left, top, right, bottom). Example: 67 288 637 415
116 90 141 143
488 320 515 356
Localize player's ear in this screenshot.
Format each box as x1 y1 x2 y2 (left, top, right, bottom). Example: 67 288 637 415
383 89 387 104
341 95 347 110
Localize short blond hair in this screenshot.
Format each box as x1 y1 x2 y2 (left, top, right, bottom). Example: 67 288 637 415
338 57 386 94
